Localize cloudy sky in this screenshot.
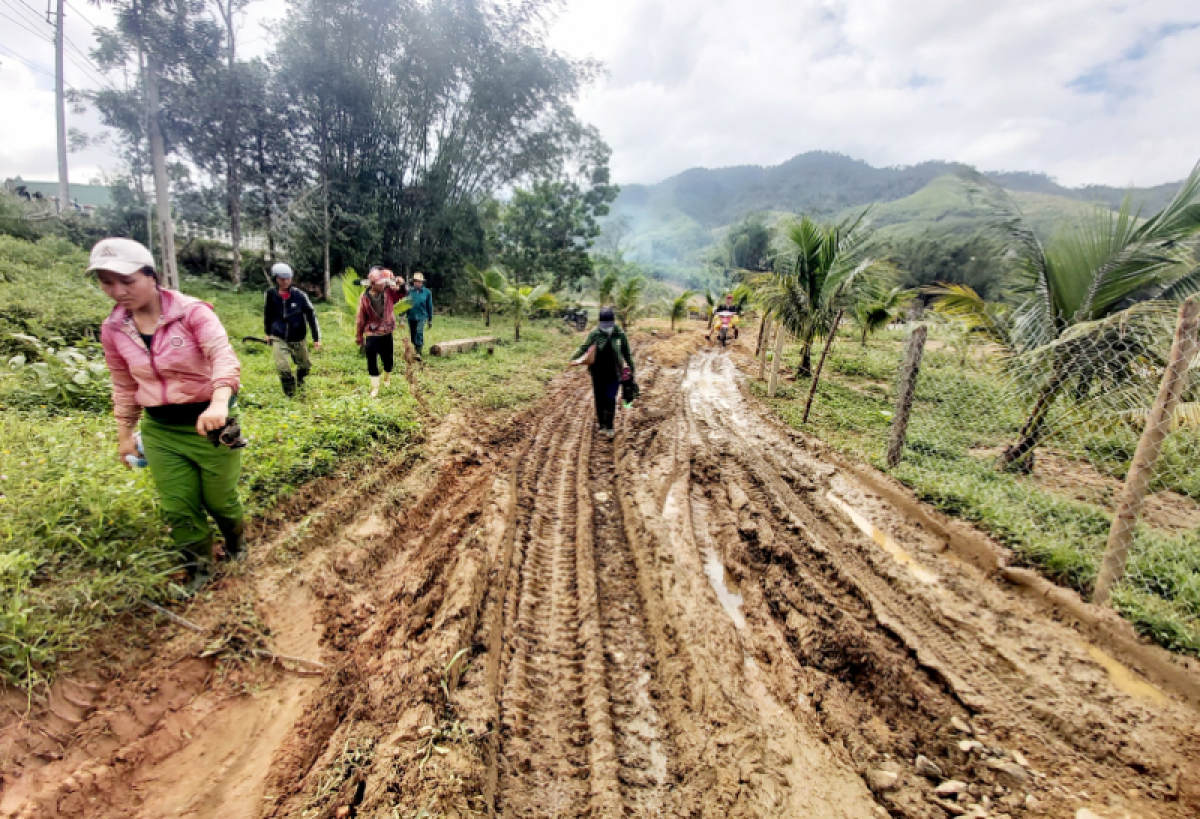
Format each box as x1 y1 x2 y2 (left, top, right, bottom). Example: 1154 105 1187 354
2 0 1198 189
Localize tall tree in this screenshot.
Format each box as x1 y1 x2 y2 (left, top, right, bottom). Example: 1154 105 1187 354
275 0 601 292
92 0 223 288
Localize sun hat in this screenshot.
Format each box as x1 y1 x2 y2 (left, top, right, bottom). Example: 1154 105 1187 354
412 272 425 283
271 263 294 279
368 268 392 285
87 238 155 279
598 306 616 329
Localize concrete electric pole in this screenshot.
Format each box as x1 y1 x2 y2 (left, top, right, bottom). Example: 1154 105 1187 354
50 0 70 213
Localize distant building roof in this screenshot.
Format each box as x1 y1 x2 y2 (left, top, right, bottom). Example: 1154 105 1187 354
3 178 114 209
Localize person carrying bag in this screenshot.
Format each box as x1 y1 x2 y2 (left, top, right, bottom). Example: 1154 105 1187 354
569 307 634 437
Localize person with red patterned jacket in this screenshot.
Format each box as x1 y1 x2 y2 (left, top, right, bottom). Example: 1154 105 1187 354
94 238 245 592
354 266 408 397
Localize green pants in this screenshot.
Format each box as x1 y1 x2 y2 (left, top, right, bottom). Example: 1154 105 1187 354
273 339 311 380
141 416 244 563
408 318 426 353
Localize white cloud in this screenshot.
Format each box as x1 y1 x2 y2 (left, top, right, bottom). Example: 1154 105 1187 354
3 0 1197 192
548 0 1200 187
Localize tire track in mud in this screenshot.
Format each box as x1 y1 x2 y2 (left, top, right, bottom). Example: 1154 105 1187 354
666 348 1200 818
489 381 670 818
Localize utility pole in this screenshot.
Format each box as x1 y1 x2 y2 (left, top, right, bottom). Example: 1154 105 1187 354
50 0 70 213
146 53 179 288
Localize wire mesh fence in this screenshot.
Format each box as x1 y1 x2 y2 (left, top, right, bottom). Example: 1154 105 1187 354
754 299 1200 654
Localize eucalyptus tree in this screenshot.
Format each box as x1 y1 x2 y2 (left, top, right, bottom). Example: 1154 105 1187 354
940 166 1200 472
91 0 223 287
276 0 603 293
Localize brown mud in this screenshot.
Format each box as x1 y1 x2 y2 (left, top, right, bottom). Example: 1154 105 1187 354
2 330 1199 818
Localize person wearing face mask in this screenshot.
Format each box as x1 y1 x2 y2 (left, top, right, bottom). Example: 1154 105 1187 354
569 306 634 437
92 238 244 592
355 266 408 397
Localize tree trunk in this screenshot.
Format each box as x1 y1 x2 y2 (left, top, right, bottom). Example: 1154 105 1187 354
146 54 179 289
768 326 786 398
321 155 331 299
798 337 814 379
485 306 491 327
229 190 242 287
997 363 1069 473
861 323 869 346
803 309 843 425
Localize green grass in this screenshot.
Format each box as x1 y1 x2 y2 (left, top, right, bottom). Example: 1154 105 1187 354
0 237 575 690
756 325 1200 655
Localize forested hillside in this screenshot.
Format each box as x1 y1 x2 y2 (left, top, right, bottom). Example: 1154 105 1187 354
609 151 1185 272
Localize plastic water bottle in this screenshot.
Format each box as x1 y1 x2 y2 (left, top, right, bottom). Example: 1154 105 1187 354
125 432 148 469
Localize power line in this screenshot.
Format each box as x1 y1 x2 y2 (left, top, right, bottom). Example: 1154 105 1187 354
64 0 99 31
0 41 63 84
0 8 53 42
3 0 49 28
0 0 116 91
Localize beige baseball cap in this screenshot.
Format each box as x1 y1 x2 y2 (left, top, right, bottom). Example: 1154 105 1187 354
87 237 156 279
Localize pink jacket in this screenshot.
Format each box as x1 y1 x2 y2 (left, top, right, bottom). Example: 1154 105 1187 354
100 289 242 425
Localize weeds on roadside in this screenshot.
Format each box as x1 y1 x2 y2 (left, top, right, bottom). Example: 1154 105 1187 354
0 232 576 691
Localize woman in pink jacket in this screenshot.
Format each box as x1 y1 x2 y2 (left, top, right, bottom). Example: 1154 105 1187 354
93 238 244 591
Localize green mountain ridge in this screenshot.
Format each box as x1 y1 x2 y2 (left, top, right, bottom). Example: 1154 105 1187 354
610 151 1185 267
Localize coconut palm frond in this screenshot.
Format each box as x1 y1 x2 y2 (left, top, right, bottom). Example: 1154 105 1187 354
925 283 1009 345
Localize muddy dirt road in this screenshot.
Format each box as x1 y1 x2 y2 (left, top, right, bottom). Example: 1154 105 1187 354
3 333 1199 818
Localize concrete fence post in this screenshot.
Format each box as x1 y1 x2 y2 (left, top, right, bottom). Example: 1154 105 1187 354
767 325 787 398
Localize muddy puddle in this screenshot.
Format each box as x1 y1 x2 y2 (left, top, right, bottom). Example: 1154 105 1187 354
826 491 941 585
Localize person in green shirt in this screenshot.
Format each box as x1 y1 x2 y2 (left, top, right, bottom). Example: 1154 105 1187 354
570 307 633 437
406 271 434 360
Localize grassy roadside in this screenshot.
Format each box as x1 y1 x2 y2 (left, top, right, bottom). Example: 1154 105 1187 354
751 322 1200 655
0 236 576 690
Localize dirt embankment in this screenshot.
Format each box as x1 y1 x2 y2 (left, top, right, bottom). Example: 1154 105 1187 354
3 330 1199 818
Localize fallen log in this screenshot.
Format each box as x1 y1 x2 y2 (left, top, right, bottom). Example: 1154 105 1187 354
430 336 500 357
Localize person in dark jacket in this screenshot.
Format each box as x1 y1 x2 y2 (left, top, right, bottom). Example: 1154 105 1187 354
570 306 634 437
406 271 434 360
264 263 321 396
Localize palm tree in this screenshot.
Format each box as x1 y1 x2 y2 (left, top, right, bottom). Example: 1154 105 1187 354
614 275 647 328
466 264 505 327
668 290 696 332
595 270 619 307
854 285 913 345
755 212 882 378
939 165 1200 472
488 272 558 342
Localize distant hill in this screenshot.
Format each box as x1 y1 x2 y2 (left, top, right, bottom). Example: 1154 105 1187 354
610 151 1185 266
